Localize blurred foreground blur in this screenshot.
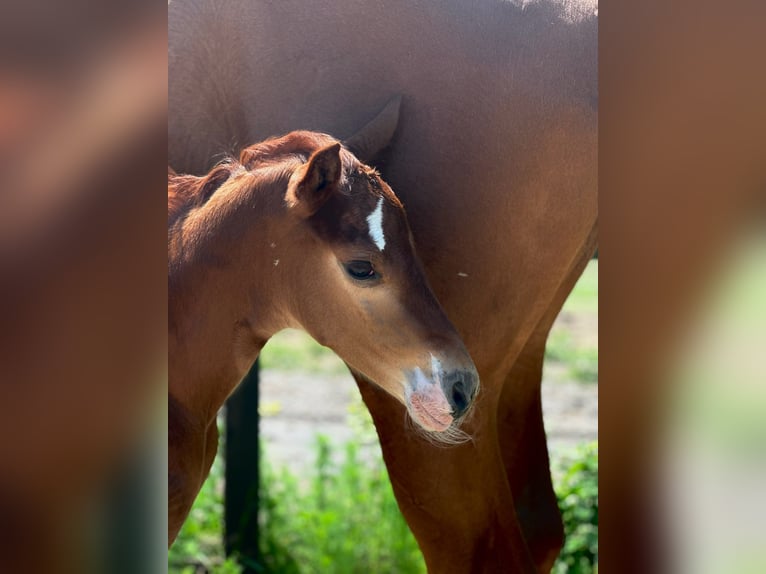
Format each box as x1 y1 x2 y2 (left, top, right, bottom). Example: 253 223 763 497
0 3 166 573
599 0 764 569
661 233 766 574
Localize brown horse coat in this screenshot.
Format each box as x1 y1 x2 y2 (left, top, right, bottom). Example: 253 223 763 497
169 1 597 571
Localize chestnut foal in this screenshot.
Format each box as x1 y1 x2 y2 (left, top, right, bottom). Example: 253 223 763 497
168 131 479 543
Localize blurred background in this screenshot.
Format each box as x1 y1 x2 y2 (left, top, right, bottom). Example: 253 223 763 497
169 261 599 574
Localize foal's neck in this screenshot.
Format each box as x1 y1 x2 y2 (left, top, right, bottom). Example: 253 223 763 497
168 171 293 426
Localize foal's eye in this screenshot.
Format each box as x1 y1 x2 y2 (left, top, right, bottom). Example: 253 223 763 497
345 260 377 281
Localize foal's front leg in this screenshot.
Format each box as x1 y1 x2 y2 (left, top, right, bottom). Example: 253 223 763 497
168 399 220 545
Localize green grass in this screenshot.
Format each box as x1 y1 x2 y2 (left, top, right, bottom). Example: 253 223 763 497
545 330 598 384
260 330 347 376
561 260 598 315
545 259 598 384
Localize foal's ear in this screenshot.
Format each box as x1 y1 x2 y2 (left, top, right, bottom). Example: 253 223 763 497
285 143 342 217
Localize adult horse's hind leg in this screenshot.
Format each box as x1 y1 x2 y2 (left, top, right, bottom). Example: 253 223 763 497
497 344 563 573
354 373 537 574
498 224 598 572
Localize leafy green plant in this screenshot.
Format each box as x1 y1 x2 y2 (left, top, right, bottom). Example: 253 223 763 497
257 435 426 574
554 442 599 574
169 441 242 573
170 437 599 574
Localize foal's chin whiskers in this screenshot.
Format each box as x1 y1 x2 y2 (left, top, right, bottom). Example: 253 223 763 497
403 407 475 448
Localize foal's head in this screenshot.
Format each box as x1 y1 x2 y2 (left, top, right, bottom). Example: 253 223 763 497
172 131 479 436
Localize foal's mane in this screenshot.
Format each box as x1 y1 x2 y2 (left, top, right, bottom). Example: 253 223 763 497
167 131 357 228
168 161 238 228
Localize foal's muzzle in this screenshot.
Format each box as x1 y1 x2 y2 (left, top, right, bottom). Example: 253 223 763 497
440 368 479 419
405 360 480 432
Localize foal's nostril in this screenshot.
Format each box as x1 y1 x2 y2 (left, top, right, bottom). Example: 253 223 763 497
450 381 469 417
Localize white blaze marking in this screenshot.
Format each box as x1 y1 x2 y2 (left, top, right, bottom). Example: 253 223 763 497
430 354 442 385
273 259 280 266
410 367 428 392
408 354 442 392
366 197 386 251
457 272 468 278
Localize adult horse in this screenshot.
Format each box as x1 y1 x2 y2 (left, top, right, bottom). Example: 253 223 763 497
168 131 480 542
169 0 597 571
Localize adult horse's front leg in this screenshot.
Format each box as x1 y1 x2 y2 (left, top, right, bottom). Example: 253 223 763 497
355 374 537 574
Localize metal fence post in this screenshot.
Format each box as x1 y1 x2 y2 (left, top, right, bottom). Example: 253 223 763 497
224 359 260 571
